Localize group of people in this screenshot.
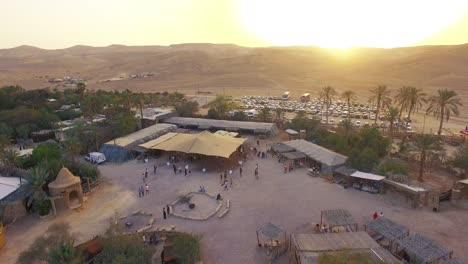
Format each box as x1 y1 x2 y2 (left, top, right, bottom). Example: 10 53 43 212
373 211 384 220
138 184 149 197
142 232 161 244
163 205 170 219
198 186 206 192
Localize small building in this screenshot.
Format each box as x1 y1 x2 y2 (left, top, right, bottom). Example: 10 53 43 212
395 234 453 264
135 108 175 128
320 209 358 232
48 167 84 214
99 123 177 162
289 231 399 264
283 140 347 174
163 117 278 136
366 217 409 251
285 129 299 140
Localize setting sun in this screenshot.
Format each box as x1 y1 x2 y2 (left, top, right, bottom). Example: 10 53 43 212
236 0 468 48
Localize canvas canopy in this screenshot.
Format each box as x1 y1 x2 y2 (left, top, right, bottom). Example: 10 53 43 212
164 117 278 135
350 171 385 181
270 143 295 153
282 151 306 160
283 140 347 167
141 131 246 158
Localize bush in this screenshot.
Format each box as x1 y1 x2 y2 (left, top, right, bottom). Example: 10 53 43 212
34 199 51 216
66 160 100 181
32 142 64 165
376 158 408 176
94 235 155 264
172 233 201 264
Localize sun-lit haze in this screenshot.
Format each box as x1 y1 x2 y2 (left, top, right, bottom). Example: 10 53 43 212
1 0 468 49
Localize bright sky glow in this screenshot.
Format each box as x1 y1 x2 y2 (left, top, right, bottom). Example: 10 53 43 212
1 0 468 49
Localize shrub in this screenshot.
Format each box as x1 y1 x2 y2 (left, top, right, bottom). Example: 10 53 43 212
377 158 408 176
179 195 192 204
94 235 155 264
66 160 100 181
34 199 51 216
172 233 201 264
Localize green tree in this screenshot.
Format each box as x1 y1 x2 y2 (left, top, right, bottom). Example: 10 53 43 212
232 111 247 121
112 113 137 138
175 100 199 117
319 86 336 125
394 86 411 121
386 105 400 141
341 90 355 119
274 108 285 127
76 82 86 102
23 167 49 207
451 146 468 179
412 134 441 182
426 88 463 135
258 107 271 122
338 119 355 146
369 84 392 124
1 149 20 168
32 142 63 165
212 95 236 118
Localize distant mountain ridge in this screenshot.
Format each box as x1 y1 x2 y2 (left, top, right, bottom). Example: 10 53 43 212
1 43 468 110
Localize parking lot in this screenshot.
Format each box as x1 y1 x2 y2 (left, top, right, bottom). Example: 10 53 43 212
240 95 413 131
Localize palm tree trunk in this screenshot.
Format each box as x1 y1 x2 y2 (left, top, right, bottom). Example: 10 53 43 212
419 151 425 182
438 106 444 135
347 98 351 120
398 104 404 122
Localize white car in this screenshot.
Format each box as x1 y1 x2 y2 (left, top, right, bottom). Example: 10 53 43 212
370 115 376 120
320 119 327 125
355 121 361 128
85 152 106 164
328 119 335 125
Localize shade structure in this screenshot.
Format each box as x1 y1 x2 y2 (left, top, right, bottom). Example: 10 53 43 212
350 171 385 181
396 234 453 264
48 167 81 189
141 131 246 158
283 140 347 167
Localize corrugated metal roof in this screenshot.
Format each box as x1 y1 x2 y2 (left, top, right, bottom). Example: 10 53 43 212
0 177 22 200
164 117 278 134
105 123 177 148
350 171 385 181
283 140 347 166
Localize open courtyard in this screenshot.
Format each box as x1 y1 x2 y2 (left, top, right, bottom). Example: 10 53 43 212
1 137 468 263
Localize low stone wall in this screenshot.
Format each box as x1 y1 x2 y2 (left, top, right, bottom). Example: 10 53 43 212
170 191 223 221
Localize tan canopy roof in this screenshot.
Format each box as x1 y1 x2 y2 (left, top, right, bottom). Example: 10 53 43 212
140 131 246 158
48 167 81 189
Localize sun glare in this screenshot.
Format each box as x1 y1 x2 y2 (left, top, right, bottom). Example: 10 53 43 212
236 0 468 48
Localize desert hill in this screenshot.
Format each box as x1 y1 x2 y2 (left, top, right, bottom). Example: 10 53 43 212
1 43 467 118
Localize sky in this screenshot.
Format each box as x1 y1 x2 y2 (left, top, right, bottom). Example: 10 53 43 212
2 0 468 49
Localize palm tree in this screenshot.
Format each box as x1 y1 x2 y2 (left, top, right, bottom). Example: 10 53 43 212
341 90 355 119
386 105 400 141
406 87 427 121
275 108 285 127
394 86 411 121
1 149 20 168
339 119 355 146
426 89 463 135
369 85 392 124
320 86 336 124
413 134 440 182
23 167 49 207
259 107 271 122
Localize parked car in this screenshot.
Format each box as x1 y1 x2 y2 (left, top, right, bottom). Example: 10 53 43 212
85 152 106 164
355 121 361 128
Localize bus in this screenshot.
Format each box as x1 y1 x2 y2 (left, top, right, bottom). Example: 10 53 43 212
300 93 310 102
282 91 290 101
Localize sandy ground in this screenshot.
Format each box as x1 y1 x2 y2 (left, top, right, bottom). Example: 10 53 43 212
1 137 468 263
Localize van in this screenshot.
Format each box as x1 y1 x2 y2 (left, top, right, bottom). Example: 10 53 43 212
85 152 106 164
247 109 257 118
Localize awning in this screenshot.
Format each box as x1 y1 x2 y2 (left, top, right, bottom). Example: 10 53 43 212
285 129 299 135
139 132 178 149
282 151 306 160
350 171 385 181
270 143 295 153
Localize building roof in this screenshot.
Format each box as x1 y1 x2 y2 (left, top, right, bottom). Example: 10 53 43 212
283 140 347 167
105 123 177 148
292 232 399 264
285 129 299 135
141 131 246 158
48 167 81 189
164 117 278 135
0 176 22 201
270 142 295 153
397 234 452 263
321 209 356 227
367 217 409 241
382 179 427 194
350 171 385 181
333 166 357 176
257 222 285 239
135 108 173 121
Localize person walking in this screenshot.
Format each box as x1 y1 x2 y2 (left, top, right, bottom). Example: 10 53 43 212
141 186 145 197
184 168 187 176
138 186 142 197
255 168 259 179
173 164 177 175
220 174 223 184
145 183 149 195
230 177 233 187
163 208 167 220
373 211 378 220
153 164 158 174
239 167 243 177
257 139 260 146
166 205 171 215
145 168 148 178
380 212 384 218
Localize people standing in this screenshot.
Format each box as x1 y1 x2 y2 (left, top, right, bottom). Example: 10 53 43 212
380 212 384 218
141 186 145 197
145 183 149 195
163 208 167 219
255 168 259 179
220 174 223 184
173 164 177 175
153 164 158 174
184 167 187 176
145 168 148 178
138 186 142 197
257 139 260 146
373 211 378 220
230 177 233 187
239 167 243 177
166 205 171 215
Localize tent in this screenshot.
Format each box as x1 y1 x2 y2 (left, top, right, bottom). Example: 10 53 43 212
99 124 176 162
163 117 278 136
283 140 348 174
140 131 246 158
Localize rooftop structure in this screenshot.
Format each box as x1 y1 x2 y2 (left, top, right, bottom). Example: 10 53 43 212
396 234 453 264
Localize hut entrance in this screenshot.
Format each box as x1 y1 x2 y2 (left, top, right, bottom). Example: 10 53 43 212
69 190 81 209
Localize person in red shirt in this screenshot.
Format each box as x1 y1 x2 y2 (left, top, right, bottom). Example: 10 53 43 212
373 211 378 220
